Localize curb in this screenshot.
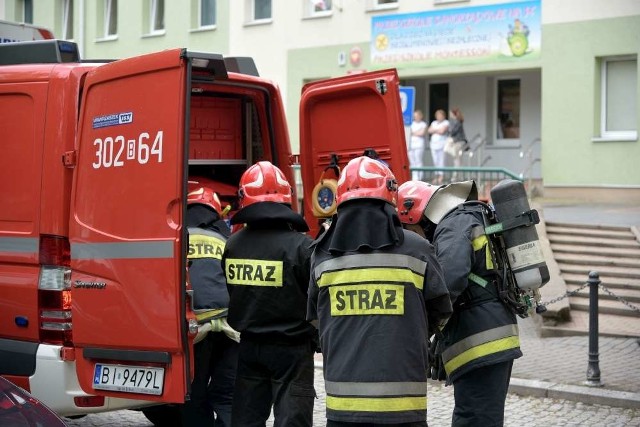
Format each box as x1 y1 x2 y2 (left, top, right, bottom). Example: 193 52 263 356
509 377 640 410
313 361 640 410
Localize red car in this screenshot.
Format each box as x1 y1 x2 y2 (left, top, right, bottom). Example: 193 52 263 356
0 376 67 426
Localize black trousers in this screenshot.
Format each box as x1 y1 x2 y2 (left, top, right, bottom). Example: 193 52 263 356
451 360 514 427
182 332 239 427
231 339 315 427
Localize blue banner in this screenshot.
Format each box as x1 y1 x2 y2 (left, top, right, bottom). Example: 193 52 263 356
371 0 541 68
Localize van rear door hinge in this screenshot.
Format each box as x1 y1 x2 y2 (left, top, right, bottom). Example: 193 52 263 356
63 150 77 168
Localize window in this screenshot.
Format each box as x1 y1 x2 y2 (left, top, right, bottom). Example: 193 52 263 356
601 56 637 139
496 79 520 141
62 0 74 40
104 0 118 37
22 0 33 23
151 0 165 32
366 0 398 11
311 0 332 13
200 0 216 27
252 0 272 21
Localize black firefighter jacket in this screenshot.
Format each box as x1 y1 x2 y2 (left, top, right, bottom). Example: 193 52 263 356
434 203 523 383
222 204 315 344
308 202 452 424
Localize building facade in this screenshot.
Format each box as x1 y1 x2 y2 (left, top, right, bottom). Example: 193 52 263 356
3 0 639 201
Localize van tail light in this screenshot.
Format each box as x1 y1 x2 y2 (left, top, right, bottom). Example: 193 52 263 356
74 395 105 408
38 235 73 346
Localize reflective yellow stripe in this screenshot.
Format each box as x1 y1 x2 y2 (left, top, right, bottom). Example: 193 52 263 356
314 254 427 281
444 335 520 375
188 235 225 260
329 284 404 316
225 259 283 287
471 235 494 270
195 308 227 324
317 268 424 290
326 395 427 412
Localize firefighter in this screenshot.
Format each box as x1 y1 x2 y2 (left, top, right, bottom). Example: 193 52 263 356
183 186 238 427
308 156 452 426
397 180 522 427
222 161 316 427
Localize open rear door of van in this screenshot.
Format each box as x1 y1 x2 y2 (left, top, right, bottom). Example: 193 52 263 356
299 69 409 235
69 49 227 403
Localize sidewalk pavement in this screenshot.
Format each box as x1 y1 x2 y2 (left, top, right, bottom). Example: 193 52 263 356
511 315 640 409
537 200 640 229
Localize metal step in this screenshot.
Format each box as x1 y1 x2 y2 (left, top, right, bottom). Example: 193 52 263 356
558 263 640 280
548 234 639 248
546 226 635 240
569 298 640 317
562 273 640 289
550 243 640 258
566 283 640 303
540 310 640 338
553 253 640 269
545 221 633 232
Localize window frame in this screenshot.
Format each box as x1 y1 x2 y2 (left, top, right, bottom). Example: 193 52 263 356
23 0 34 23
599 55 638 141
62 0 73 40
247 0 272 24
305 0 333 18
150 0 165 33
199 0 217 29
493 77 522 147
365 0 398 12
104 0 118 38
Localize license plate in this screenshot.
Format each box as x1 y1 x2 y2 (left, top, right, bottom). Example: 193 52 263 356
93 364 164 395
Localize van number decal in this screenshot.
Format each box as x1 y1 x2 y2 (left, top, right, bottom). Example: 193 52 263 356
92 131 163 169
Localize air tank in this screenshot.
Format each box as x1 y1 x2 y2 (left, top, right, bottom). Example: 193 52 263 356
491 179 550 291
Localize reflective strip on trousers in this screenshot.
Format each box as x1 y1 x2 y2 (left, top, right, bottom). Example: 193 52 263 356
314 254 426 282
317 268 424 290
442 324 520 375
326 395 427 413
325 381 428 397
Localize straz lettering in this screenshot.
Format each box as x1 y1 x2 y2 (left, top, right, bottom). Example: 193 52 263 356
188 235 225 260
225 259 283 287
329 284 404 316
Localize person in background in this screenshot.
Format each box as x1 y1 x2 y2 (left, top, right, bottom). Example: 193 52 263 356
308 156 452 426
446 108 467 182
427 109 449 185
409 109 428 181
184 186 238 427
222 161 316 427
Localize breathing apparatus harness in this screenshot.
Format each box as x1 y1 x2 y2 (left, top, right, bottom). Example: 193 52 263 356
458 200 544 319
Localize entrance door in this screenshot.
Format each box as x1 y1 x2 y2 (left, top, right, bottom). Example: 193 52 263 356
429 83 449 123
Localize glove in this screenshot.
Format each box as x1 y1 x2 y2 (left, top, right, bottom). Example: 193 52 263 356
210 317 241 343
428 335 447 382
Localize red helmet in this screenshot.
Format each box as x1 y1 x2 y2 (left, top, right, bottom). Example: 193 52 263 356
187 186 223 216
336 156 398 206
238 161 292 208
397 181 442 225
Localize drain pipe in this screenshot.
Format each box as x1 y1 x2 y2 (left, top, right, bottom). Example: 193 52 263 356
78 0 85 59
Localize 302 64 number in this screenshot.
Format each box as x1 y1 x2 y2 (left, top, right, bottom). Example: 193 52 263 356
92 130 163 169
